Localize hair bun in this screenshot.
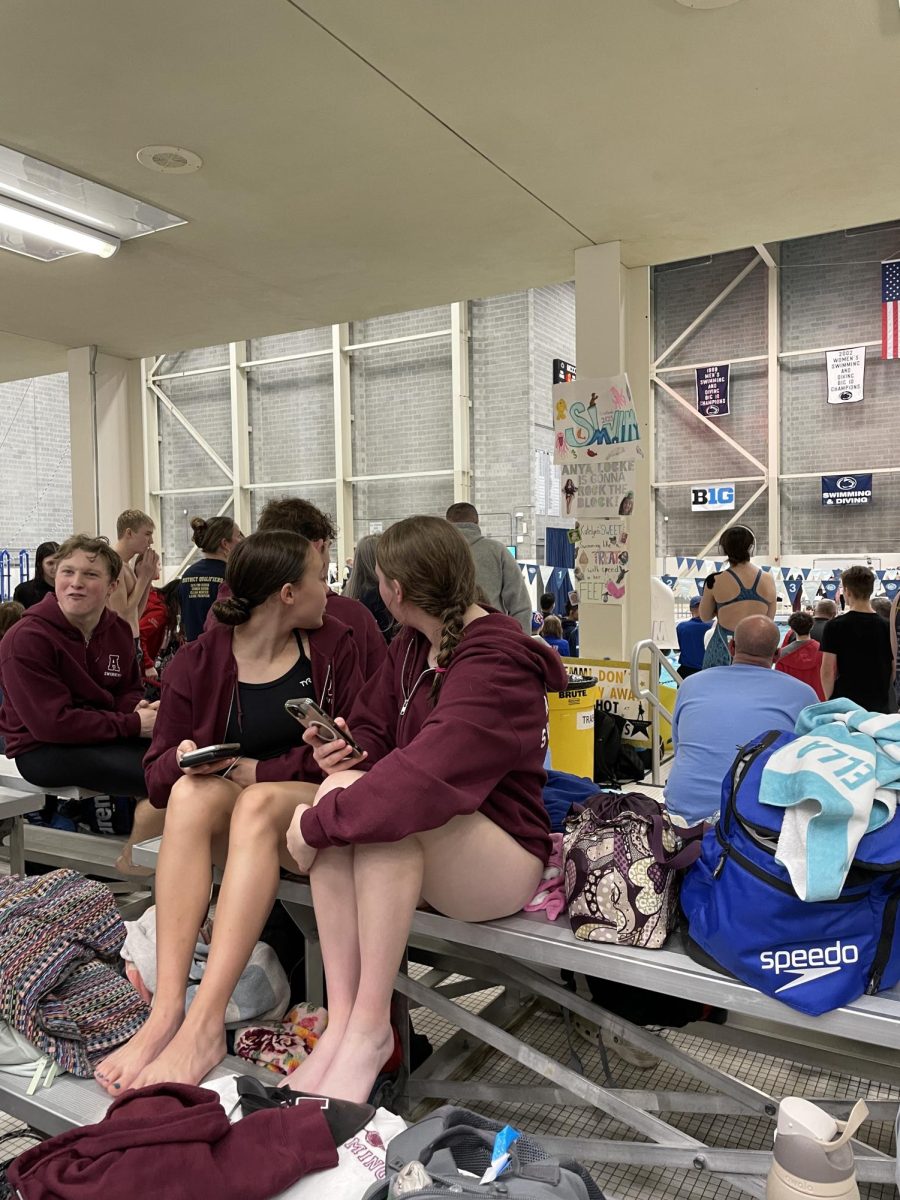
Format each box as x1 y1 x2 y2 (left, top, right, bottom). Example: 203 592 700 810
211 594 252 626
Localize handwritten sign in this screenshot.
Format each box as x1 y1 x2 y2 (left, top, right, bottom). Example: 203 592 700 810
553 374 640 465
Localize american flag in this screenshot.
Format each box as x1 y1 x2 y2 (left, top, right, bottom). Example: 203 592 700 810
882 259 900 358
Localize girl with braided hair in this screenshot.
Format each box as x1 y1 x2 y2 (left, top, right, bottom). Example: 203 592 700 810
272 514 569 1103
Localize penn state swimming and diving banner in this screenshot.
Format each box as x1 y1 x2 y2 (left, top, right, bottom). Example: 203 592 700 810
695 364 730 418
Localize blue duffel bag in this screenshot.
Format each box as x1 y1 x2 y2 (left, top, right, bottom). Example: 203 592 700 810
681 729 900 1016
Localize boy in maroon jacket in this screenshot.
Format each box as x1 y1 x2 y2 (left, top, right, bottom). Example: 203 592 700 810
0 534 163 871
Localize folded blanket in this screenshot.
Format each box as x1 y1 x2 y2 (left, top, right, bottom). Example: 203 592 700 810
759 699 900 901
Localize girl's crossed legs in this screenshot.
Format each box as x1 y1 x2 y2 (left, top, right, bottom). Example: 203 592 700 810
95 774 315 1095
280 772 544 1104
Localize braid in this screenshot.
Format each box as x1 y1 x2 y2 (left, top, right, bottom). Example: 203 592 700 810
430 603 466 701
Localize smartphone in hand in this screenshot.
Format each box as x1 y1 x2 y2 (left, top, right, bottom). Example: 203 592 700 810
180 743 241 768
284 699 365 756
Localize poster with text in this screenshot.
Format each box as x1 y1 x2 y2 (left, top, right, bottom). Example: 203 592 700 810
560 458 636 518
825 347 865 405
569 516 629 604
553 374 640 464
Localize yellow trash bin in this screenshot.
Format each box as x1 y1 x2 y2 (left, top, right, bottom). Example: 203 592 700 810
547 677 598 778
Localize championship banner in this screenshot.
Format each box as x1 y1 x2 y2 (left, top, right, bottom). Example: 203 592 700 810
695 364 730 418
553 374 640 464
825 347 865 405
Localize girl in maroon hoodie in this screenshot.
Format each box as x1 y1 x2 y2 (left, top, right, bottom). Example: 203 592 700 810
95 530 362 1096
265 515 568 1104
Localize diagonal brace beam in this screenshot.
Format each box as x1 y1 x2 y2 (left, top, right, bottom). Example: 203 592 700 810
147 380 234 483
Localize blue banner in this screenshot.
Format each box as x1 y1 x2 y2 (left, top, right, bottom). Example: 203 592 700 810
883 579 900 602
802 568 810 578
696 364 730 419
526 564 539 584
785 578 803 603
821 473 873 507
695 579 706 598
822 579 840 600
662 574 677 589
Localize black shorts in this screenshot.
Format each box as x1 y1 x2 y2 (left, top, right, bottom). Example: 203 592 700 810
16 738 148 799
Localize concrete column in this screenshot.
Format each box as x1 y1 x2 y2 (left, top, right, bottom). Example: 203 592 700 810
67 347 145 538
574 244 652 660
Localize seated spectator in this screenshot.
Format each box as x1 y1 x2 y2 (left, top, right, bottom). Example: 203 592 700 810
345 534 394 642
820 566 894 713
675 597 712 678
561 593 580 658
110 509 160 639
94 530 362 1096
699 525 776 668
665 615 817 827
541 615 570 656
445 503 532 632
207 498 386 681
178 516 243 640
140 578 182 693
0 602 24 752
13 542 59 609
775 611 825 700
0 535 163 873
253 515 567 1103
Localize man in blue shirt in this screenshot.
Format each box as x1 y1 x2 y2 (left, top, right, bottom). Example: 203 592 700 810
665 616 817 827
675 597 712 678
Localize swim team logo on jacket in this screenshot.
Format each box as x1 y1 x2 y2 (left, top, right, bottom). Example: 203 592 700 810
299 611 570 864
142 615 364 807
0 594 143 756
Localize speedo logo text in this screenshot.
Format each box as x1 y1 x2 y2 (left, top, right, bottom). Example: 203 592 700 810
759 941 859 993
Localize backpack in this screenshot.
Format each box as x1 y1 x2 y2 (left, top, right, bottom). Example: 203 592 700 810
362 1106 605 1200
681 730 900 1016
593 711 644 786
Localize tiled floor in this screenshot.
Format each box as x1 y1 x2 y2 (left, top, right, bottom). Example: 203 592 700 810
408 974 899 1200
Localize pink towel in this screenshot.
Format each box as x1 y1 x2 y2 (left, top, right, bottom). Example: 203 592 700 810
523 833 566 921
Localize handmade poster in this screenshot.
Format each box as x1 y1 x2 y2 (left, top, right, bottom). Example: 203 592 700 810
695 364 730 418
560 458 635 518
553 374 640 464
570 517 629 604
825 346 865 405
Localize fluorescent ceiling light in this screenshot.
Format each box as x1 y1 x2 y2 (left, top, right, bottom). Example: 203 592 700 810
0 143 185 262
0 194 120 259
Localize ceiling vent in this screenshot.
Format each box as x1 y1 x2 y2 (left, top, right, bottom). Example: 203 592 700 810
136 146 203 174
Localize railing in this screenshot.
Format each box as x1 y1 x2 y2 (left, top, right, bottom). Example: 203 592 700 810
629 639 682 786
0 549 32 600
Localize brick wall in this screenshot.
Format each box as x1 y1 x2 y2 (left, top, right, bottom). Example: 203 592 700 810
0 373 72 579
653 226 900 560
529 281 576 559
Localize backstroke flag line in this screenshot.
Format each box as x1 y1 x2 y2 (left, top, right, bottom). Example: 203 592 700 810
881 259 900 359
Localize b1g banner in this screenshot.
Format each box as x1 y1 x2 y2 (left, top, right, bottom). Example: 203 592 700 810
691 483 735 513
695 364 730 418
825 346 865 405
821 473 873 506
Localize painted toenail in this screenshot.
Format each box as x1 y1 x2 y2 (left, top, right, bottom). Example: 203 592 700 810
113 1083 121 1089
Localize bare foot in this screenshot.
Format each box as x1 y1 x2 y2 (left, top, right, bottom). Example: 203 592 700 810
130 1021 226 1091
316 1026 395 1104
94 1010 182 1096
280 1022 345 1093
114 850 154 878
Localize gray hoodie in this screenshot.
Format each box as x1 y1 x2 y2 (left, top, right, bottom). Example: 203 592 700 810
452 523 532 633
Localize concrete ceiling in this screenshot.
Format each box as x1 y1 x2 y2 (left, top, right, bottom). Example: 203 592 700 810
0 0 898 382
